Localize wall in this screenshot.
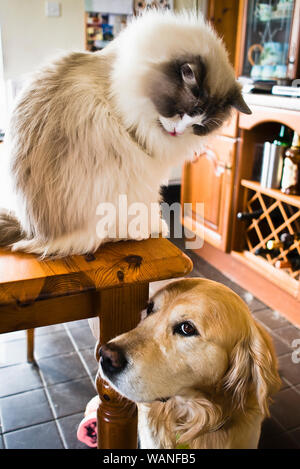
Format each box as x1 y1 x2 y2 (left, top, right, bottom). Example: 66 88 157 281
0 0 85 81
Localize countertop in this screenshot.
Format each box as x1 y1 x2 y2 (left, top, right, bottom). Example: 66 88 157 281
243 93 300 112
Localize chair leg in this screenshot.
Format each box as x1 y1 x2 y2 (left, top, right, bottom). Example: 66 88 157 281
94 283 149 449
27 328 35 363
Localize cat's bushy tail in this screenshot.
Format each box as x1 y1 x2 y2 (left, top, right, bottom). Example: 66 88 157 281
0 209 24 247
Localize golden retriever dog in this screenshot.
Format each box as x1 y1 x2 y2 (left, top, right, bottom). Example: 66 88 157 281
98 278 281 449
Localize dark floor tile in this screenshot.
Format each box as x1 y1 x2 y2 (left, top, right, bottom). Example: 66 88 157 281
47 377 96 419
277 354 300 386
260 417 285 438
0 388 53 432
34 330 75 360
275 325 300 348
0 339 27 368
65 319 90 329
187 268 205 279
0 363 42 397
4 421 63 449
38 352 88 386
35 324 64 336
80 348 98 378
255 308 290 331
181 248 267 312
58 412 91 449
288 427 300 449
187 250 231 284
258 418 286 448
270 334 293 357
232 289 266 313
279 378 291 391
258 429 299 449
68 326 96 351
270 387 300 431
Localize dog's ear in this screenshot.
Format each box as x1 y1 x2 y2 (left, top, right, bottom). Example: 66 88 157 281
222 322 281 416
248 322 281 415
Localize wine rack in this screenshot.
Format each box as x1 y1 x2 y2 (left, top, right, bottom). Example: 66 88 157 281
239 179 300 295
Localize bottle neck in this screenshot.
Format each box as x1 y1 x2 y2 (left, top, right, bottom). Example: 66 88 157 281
291 132 300 149
274 125 290 146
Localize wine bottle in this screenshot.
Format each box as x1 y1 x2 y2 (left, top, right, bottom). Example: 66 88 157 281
273 125 292 147
237 209 263 221
266 239 284 250
281 132 300 195
280 232 300 245
255 247 280 256
275 256 300 271
266 232 300 250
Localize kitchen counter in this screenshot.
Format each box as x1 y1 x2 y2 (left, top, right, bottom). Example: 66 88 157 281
244 93 300 111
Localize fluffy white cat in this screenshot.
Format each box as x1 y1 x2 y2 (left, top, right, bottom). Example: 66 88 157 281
0 10 250 257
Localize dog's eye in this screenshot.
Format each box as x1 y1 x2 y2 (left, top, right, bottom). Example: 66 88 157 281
146 300 154 316
173 321 199 337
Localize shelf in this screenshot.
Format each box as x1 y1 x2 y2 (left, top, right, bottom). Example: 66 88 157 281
238 179 300 292
257 15 292 22
231 250 299 297
241 179 300 208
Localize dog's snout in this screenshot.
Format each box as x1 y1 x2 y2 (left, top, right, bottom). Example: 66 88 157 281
100 343 127 375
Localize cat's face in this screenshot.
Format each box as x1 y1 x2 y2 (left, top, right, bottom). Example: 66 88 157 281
146 55 251 137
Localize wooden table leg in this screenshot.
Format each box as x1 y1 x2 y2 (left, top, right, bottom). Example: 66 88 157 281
95 283 149 449
27 328 35 363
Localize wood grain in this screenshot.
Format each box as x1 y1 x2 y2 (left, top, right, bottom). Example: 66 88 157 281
95 284 149 449
0 238 192 306
181 135 236 252
0 238 192 449
208 0 239 67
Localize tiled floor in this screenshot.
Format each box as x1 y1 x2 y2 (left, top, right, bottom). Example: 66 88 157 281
0 321 97 449
0 241 300 448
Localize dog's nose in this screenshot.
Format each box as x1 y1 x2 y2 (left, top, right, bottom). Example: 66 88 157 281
100 343 127 375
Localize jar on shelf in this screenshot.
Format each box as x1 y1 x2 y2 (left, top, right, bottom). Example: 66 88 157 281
281 132 300 195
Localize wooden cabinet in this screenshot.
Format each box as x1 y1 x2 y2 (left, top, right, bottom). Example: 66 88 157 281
180 0 300 325
181 134 236 251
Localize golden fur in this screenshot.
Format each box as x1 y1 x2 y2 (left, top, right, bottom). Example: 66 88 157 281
98 278 281 449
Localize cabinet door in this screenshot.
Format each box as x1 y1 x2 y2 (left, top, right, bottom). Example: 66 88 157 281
181 135 236 251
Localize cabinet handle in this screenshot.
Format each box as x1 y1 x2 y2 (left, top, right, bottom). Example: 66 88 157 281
193 148 232 175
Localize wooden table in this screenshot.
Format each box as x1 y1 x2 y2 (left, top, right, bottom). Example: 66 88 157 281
0 238 192 449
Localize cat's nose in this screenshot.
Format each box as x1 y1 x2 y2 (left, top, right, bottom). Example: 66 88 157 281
100 343 127 375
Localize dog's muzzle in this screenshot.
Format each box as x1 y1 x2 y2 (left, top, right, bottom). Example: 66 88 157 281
99 343 127 377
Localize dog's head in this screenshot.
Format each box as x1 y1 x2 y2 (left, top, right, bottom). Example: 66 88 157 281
98 278 280 416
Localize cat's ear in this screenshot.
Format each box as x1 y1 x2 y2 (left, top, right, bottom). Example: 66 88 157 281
232 91 252 115
180 63 197 86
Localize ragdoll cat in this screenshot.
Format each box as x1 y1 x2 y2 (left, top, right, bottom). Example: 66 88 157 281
0 10 251 257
